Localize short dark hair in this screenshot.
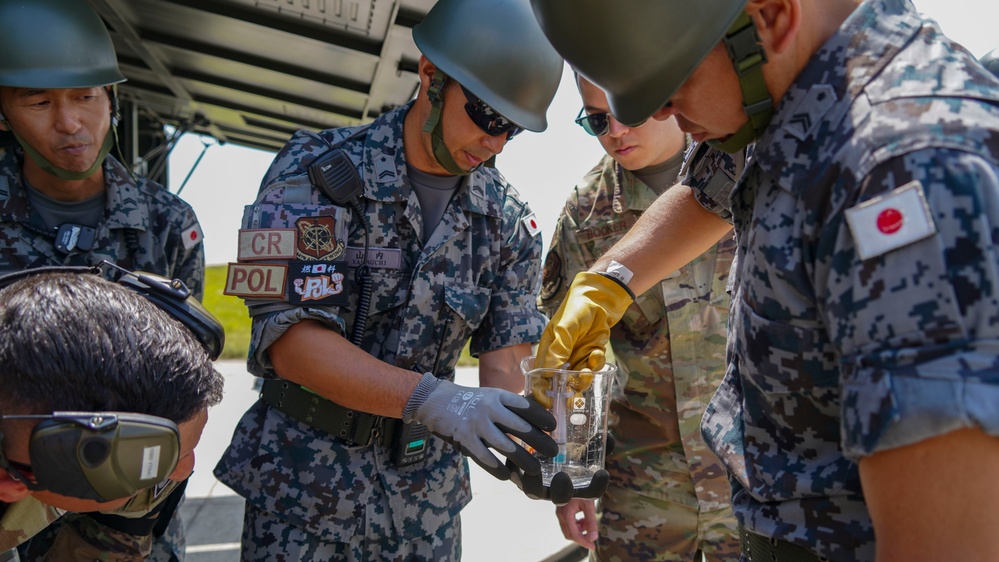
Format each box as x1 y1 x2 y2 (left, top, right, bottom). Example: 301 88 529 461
0 272 223 423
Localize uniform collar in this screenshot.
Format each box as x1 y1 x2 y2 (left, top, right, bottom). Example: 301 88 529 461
0 147 148 231
751 0 920 192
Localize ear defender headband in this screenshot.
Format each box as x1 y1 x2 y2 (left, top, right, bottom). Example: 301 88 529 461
0 262 225 501
0 262 224 359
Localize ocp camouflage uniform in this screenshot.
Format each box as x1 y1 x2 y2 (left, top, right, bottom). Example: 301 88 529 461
699 1 999 560
0 147 205 297
0 480 186 561
214 101 546 560
540 152 739 561
0 146 204 561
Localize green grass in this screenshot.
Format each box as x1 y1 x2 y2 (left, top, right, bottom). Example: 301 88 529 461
203 264 480 367
202 265 251 360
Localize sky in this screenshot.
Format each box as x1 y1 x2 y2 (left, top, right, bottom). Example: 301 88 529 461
168 0 998 266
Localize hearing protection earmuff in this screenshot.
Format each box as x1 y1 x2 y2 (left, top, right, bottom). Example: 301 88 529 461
0 413 179 502
0 262 224 502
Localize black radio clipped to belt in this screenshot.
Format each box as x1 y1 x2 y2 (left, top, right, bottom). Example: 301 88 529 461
391 420 430 467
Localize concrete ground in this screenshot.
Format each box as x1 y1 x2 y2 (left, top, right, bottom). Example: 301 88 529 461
182 361 582 562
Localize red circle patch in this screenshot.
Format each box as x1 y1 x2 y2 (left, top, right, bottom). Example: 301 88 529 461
876 208 903 234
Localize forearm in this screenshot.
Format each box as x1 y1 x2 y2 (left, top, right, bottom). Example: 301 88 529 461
860 427 999 561
269 320 421 417
591 186 731 296
478 343 531 393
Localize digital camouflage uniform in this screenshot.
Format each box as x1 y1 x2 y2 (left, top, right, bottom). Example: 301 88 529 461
699 1 999 560
214 101 546 560
0 147 205 297
0 145 204 561
539 152 740 561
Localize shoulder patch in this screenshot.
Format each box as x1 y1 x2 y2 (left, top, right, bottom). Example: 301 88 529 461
845 180 936 260
521 213 542 237
238 229 297 261
181 223 203 250
224 263 287 298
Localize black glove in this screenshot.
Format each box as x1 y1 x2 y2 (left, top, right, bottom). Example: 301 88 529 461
508 431 616 506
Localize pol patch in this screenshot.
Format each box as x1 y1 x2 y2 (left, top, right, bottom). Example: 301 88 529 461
287 260 351 305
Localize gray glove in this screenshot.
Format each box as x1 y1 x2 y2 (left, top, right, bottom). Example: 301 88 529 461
404 373 558 480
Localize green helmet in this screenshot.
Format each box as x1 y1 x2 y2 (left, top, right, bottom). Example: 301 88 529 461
0 0 126 89
531 0 769 153
531 0 745 126
413 0 563 133
0 0 125 180
983 49 999 80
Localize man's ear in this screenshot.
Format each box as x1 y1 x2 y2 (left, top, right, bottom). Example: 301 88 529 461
748 0 801 55
0 471 30 503
417 55 436 92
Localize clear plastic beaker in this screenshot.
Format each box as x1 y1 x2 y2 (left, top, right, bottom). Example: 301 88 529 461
520 356 615 488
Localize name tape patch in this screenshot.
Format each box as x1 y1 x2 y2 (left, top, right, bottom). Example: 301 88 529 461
224 263 288 298
238 229 297 261
345 246 402 269
845 180 937 261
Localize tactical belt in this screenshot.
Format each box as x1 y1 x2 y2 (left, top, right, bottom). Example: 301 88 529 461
739 527 829 562
262 379 392 447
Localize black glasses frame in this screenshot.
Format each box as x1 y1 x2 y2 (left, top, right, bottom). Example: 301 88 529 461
460 84 523 140
574 108 611 137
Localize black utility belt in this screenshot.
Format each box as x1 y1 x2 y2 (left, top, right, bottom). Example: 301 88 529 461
739 527 829 562
261 378 391 447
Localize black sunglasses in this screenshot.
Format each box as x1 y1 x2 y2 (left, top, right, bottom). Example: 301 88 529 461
460 85 523 140
574 108 612 137
574 108 649 136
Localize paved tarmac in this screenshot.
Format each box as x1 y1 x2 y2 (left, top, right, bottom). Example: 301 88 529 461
182 361 581 562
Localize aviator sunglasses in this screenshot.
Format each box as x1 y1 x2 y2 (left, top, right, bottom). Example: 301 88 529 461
575 108 649 137
460 84 524 140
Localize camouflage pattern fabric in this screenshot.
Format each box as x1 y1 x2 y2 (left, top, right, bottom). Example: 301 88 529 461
539 153 739 561
239 489 460 561
700 1 999 560
214 101 546 558
4 480 185 561
0 147 203 560
0 148 205 298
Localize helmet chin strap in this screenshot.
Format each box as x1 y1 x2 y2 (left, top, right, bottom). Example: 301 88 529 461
8 126 114 181
707 11 774 154
1 85 119 181
422 69 482 176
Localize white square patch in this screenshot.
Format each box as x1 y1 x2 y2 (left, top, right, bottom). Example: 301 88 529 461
521 213 542 237
181 223 204 250
845 180 936 261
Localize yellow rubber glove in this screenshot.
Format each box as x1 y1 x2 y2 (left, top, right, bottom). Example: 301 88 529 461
535 271 634 371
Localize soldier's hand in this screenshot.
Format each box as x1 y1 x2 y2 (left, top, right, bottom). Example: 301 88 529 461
409 374 558 480
507 429 615 506
556 498 599 549
507 461 610 506
536 271 633 371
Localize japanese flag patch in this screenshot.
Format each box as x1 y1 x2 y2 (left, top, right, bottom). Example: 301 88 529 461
522 213 542 237
844 180 937 261
181 223 204 250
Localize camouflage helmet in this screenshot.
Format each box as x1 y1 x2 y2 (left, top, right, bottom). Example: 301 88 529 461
983 49 999 80
0 0 126 89
413 0 564 132
530 0 747 127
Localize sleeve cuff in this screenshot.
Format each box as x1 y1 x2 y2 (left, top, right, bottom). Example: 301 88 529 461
402 372 442 423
